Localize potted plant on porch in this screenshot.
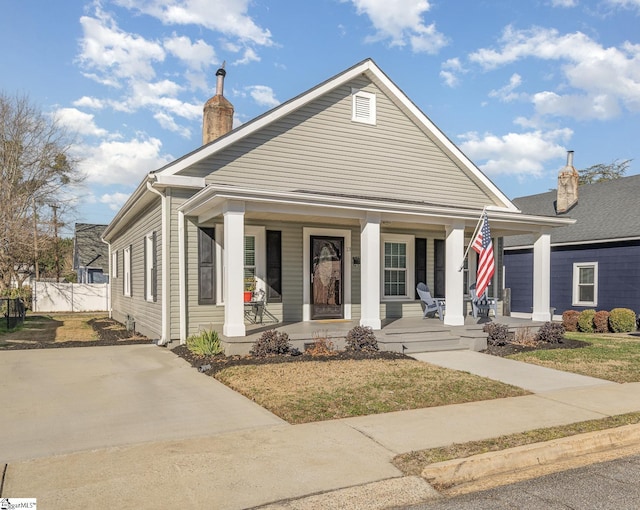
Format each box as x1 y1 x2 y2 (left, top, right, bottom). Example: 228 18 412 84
244 276 257 302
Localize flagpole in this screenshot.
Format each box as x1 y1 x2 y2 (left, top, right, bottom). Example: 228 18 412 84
458 206 487 271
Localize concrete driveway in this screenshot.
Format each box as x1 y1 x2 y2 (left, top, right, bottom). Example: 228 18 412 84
0 344 285 463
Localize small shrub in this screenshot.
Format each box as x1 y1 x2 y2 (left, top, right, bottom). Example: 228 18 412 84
512 327 537 347
250 329 291 357
593 310 610 333
609 308 637 333
345 325 378 352
305 331 336 356
577 309 596 333
483 323 511 346
186 329 223 356
562 310 580 332
535 322 565 344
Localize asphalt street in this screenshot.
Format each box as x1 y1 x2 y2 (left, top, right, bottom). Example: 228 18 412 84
403 453 640 509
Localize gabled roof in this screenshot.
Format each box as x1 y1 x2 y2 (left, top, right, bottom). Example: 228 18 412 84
74 223 108 270
154 58 517 212
505 174 640 248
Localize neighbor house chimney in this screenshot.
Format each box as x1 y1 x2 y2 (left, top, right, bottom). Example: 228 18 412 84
557 150 579 213
202 63 234 145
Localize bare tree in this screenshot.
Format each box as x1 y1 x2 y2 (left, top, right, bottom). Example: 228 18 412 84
0 92 82 291
578 159 632 185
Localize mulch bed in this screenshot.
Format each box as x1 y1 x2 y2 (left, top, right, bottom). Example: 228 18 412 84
173 337 592 375
482 338 590 357
0 317 151 350
172 344 411 375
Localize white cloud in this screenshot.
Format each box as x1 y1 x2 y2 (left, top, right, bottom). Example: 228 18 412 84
113 0 273 46
489 73 525 102
54 108 108 137
458 128 573 178
164 34 216 70
607 0 640 10
73 96 106 109
233 47 260 66
347 0 448 54
468 26 640 119
154 111 192 138
78 8 165 84
551 0 578 7
246 85 280 108
78 136 173 185
440 58 465 87
100 192 131 211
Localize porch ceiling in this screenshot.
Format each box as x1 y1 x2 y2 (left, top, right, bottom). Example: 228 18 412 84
180 185 575 236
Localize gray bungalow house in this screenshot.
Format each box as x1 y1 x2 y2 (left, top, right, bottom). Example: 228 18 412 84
504 162 640 317
102 59 572 347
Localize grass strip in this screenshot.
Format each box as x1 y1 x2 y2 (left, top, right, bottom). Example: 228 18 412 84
214 359 528 424
508 332 640 383
393 411 640 476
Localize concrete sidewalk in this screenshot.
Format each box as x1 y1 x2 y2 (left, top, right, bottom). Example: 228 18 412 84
4 351 640 509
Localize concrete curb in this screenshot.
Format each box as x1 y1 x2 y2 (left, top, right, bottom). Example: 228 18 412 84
422 423 640 489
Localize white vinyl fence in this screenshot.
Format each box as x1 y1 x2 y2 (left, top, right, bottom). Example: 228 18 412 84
32 282 110 312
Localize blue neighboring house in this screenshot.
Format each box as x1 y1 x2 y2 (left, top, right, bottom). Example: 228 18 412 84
504 172 640 317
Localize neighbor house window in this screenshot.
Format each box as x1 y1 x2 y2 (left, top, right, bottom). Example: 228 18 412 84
573 262 597 306
351 88 376 125
144 232 157 302
123 245 132 297
381 235 414 299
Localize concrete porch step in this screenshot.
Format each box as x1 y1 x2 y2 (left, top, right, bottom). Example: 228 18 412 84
378 332 468 354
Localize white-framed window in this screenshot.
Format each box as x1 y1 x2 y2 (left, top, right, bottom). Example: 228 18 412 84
381 234 414 300
351 88 376 125
216 225 266 304
244 234 256 290
111 250 118 279
145 233 156 302
123 245 132 297
573 262 598 307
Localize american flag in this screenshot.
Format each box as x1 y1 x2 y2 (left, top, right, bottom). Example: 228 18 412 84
472 212 495 298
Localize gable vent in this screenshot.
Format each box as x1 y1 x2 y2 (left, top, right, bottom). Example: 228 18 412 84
352 88 376 125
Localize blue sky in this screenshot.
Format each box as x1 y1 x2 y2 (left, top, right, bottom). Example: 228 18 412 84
2 0 639 236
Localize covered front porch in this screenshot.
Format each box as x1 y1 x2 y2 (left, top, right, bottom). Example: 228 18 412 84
218 315 545 356
178 186 574 343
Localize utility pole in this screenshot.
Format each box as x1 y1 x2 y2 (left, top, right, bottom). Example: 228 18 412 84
51 204 60 282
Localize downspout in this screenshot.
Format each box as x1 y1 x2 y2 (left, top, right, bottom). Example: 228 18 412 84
146 181 170 345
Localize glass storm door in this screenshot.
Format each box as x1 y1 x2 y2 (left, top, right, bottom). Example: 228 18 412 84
310 236 344 319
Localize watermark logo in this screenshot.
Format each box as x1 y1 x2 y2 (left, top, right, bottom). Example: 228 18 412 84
0 499 37 509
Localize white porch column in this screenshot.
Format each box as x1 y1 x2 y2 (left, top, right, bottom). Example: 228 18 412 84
532 230 552 322
223 201 246 337
360 212 381 330
444 223 465 326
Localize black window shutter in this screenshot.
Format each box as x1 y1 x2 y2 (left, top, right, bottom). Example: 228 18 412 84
434 239 445 298
198 228 215 304
152 231 158 302
266 230 282 302
129 245 133 297
415 238 427 299
143 237 147 298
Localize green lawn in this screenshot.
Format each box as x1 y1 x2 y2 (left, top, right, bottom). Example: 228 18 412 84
507 331 640 383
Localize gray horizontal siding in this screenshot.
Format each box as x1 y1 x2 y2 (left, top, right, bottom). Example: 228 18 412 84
184 77 496 209
109 199 162 339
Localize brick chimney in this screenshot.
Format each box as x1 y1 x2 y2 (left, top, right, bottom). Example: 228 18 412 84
557 150 579 213
202 63 234 145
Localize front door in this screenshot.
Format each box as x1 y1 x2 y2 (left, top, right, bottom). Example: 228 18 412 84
310 236 344 319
